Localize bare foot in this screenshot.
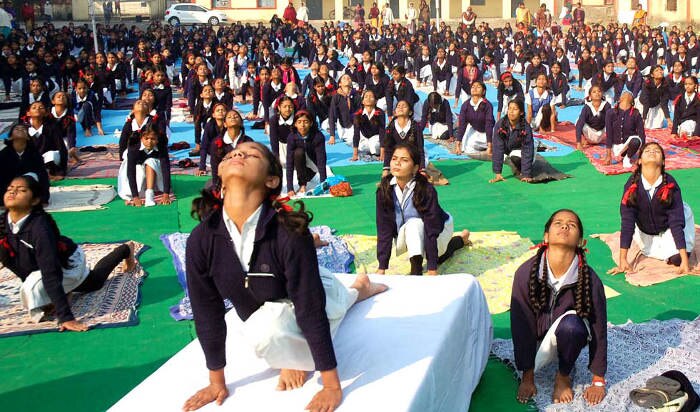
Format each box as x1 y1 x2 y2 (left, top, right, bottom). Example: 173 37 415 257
276 369 308 391
553 372 574 404
517 380 537 403
459 229 472 246
122 241 136 272
351 273 388 302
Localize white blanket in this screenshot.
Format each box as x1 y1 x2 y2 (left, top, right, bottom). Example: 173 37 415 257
110 274 492 412
45 184 117 212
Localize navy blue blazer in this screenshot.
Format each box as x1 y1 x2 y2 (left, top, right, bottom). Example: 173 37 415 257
375 182 449 271
491 117 534 178
286 131 328 189
186 204 335 371
604 106 646 148
457 98 495 143
672 93 700 136
575 101 610 142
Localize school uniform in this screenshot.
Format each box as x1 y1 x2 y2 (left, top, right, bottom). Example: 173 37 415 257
28 120 67 176
525 88 554 130
636 51 654 75
575 100 610 144
510 254 607 377
329 90 361 144
306 92 332 131
208 130 254 188
118 142 172 200
415 55 432 84
199 120 225 173
496 82 525 116
109 61 128 94
152 82 173 123
638 79 670 130
213 89 234 110
386 49 407 70
592 71 618 105
47 107 76 151
615 70 643 101
431 59 452 94
548 72 570 106
458 98 495 153
491 117 535 178
620 173 695 261
672 93 700 137
364 75 389 111
118 114 161 160
286 131 327 191
187 78 210 115
71 90 102 132
186 204 340 372
667 73 685 103
228 55 248 92
454 66 482 104
375 178 452 272
605 106 646 167
269 114 295 167
386 78 419 117
280 67 302 89
0 142 50 205
383 119 425 170
525 63 548 90
19 91 52 120
262 81 285 123
421 99 453 140
192 100 214 146
352 107 385 155
301 73 318 98
577 58 596 95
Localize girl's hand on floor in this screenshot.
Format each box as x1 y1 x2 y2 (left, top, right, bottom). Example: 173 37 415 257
521 177 534 183
195 170 207 176
160 193 172 205
59 320 88 332
131 197 144 207
607 261 631 275
182 383 229 411
678 260 690 275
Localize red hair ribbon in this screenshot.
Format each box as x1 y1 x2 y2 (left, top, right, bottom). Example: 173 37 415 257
657 182 675 202
0 237 15 258
270 195 293 212
621 183 638 206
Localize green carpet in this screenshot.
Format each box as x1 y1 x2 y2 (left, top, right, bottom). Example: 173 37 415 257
0 151 699 411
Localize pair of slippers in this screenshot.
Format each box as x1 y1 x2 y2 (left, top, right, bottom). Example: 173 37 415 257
169 141 191 151
79 146 108 153
630 370 699 411
177 158 198 169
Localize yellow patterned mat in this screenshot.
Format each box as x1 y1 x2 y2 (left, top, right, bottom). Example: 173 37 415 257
341 231 619 314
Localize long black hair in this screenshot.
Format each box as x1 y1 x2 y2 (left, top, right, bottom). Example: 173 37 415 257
378 142 431 215
0 175 64 266
528 209 593 319
190 142 313 235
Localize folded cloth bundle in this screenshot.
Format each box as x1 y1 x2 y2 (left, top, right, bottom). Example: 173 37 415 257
79 146 108 153
630 370 700 412
168 141 190 151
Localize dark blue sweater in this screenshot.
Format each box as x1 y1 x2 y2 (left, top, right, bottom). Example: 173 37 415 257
186 204 335 371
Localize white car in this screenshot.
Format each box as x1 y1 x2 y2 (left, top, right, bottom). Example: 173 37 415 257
164 4 228 26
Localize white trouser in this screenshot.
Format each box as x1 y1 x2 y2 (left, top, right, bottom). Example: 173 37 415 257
582 124 605 144
117 155 165 200
229 75 245 92
335 122 354 145
102 87 113 105
459 89 470 106
358 133 381 155
395 214 454 259
603 87 615 105
531 106 549 130
21 246 91 322
512 62 523 74
461 124 488 153
320 118 330 132
643 104 667 129
582 78 592 98
429 122 449 140
612 135 643 158
42 150 61 165
633 202 696 261
279 142 288 168
435 79 447 94
240 266 358 371
679 120 697 136
534 310 591 372
552 93 565 106
418 65 432 82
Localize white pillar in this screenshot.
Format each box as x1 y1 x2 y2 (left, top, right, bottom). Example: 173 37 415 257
335 0 344 20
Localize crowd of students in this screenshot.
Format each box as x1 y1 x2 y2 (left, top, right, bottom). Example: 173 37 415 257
0 8 698 411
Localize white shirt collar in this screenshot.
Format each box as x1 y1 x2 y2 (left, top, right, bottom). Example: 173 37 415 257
8 213 30 234
279 116 293 126
51 106 66 119
540 253 580 292
203 100 212 109
222 204 263 272
686 93 695 105
604 73 611 81
215 91 225 100
469 98 483 110
437 59 445 69
132 116 149 131
223 129 243 146
532 88 549 100
363 107 375 119
586 100 606 117
29 92 44 104
153 84 165 90
394 119 412 136
641 174 663 192
271 82 282 92
76 94 87 103
28 124 43 136
390 176 416 210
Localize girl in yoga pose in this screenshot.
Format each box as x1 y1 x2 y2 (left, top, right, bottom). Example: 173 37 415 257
184 141 387 411
609 142 695 275
375 143 470 276
0 174 135 330
511 209 607 406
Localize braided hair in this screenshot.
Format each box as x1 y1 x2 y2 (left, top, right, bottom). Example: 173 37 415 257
527 209 593 319
622 142 673 207
190 142 312 235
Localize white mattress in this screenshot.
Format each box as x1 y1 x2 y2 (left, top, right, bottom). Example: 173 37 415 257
110 274 493 412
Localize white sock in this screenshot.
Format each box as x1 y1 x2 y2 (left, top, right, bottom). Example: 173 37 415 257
145 189 156 207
